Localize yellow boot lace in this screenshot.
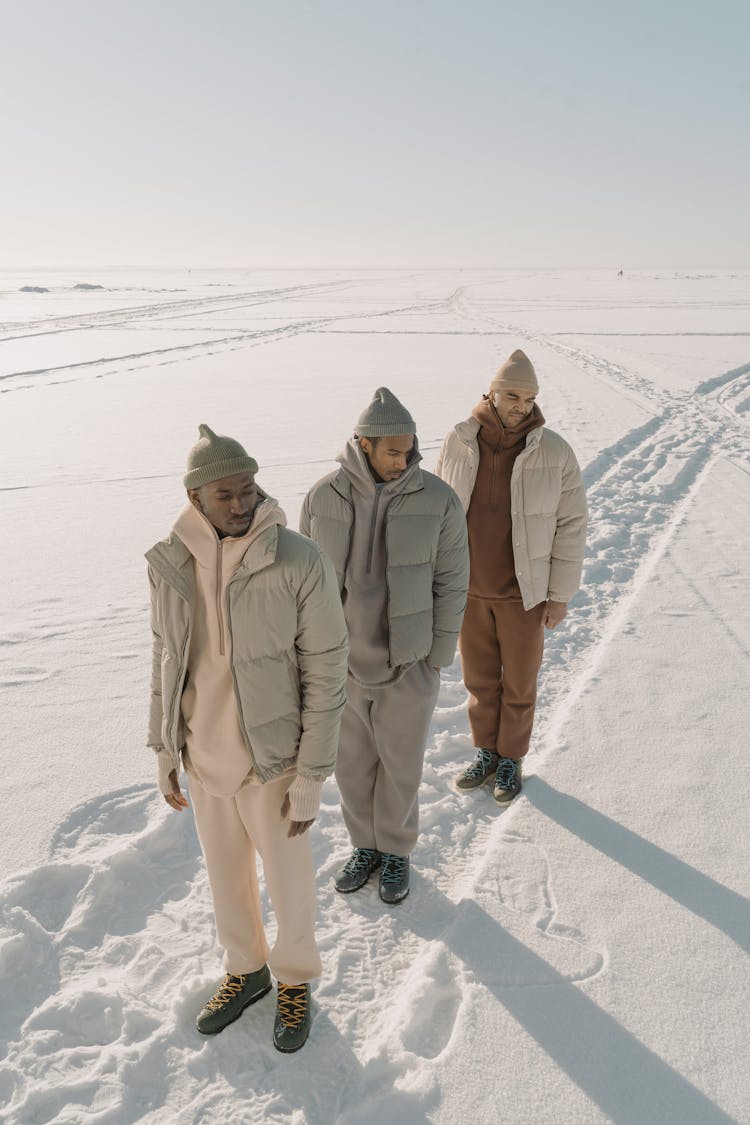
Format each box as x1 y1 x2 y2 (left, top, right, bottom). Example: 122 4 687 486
205 974 247 1012
276 984 308 1029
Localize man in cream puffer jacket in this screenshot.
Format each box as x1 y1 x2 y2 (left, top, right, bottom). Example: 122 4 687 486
436 350 587 805
146 424 348 1052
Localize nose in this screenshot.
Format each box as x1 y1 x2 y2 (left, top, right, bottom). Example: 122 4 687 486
229 497 247 514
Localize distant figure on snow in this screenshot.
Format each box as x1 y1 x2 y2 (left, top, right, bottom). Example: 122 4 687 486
146 425 348 1052
301 389 469 904
436 350 587 803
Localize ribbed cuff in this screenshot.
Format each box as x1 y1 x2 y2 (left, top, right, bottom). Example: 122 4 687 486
156 749 179 796
288 775 323 822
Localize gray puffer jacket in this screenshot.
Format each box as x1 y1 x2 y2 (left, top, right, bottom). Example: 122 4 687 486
300 455 469 670
146 522 348 783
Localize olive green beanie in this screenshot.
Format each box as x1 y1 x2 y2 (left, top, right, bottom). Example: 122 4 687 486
356 386 416 437
183 424 259 490
490 349 539 394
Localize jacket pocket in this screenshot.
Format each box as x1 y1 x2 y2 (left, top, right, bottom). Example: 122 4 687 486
525 513 557 560
234 652 301 729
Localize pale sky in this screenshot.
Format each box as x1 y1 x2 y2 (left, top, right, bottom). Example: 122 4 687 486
2 0 748 268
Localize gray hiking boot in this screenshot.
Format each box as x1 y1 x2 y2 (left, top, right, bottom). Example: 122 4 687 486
493 756 523 805
379 853 410 904
334 847 381 893
455 748 500 790
196 965 272 1035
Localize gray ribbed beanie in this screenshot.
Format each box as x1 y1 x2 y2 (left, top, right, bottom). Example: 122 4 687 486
356 387 416 437
183 424 259 489
490 350 539 394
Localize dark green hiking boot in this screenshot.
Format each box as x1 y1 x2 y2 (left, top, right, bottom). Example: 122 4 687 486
196 965 272 1035
455 748 500 791
273 982 312 1053
334 847 381 893
493 756 523 805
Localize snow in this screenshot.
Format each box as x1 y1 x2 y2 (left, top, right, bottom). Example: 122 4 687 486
1 268 748 1124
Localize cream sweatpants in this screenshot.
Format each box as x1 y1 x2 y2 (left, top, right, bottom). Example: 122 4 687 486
189 772 322 985
336 660 441 856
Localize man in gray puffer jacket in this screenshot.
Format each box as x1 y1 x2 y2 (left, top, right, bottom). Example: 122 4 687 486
300 388 469 905
147 425 348 1052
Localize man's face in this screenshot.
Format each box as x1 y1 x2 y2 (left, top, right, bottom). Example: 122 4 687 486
492 387 537 428
360 434 415 482
188 471 259 538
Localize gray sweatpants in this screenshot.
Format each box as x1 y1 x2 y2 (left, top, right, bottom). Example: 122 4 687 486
336 660 441 856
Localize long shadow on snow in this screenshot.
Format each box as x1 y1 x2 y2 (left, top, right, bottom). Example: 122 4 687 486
394 880 735 1125
526 778 750 954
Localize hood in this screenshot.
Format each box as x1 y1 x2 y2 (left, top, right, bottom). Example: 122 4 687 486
173 490 287 568
335 436 422 497
471 396 545 446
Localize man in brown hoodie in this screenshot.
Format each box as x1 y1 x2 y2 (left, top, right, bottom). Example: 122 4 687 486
436 351 587 804
146 425 348 1052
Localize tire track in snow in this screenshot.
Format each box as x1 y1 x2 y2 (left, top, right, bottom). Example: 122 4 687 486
0 296 457 395
0 278 360 339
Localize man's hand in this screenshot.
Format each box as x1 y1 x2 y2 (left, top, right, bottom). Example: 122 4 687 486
281 793 315 838
544 600 568 630
164 768 189 812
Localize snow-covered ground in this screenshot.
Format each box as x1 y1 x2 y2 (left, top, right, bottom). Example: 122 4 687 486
1 268 748 1124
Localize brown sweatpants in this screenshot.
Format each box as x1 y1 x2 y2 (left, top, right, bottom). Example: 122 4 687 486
189 772 322 985
460 596 546 760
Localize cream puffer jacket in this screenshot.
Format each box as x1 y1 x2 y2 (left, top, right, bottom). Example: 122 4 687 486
436 418 587 609
146 521 348 784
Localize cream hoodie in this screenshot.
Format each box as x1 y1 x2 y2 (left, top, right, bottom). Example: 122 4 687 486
156 498 323 821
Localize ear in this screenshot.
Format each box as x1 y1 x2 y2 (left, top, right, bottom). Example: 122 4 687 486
187 487 203 512
359 436 372 457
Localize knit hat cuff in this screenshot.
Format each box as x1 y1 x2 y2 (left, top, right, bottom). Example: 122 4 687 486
184 454 259 490
357 420 417 437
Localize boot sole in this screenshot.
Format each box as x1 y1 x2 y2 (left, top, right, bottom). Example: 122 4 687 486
273 1024 312 1053
196 982 273 1036
493 787 522 806
454 775 496 792
379 887 409 905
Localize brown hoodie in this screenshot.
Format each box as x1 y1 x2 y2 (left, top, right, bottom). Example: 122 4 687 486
466 398 545 599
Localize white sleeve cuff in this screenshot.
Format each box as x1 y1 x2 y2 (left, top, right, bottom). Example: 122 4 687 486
288 774 323 822
156 749 179 796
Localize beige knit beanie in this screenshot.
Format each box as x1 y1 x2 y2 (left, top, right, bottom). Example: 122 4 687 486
356 387 416 437
183 424 259 489
490 350 539 394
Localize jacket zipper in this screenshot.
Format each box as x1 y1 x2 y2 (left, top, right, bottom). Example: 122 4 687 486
168 597 192 754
